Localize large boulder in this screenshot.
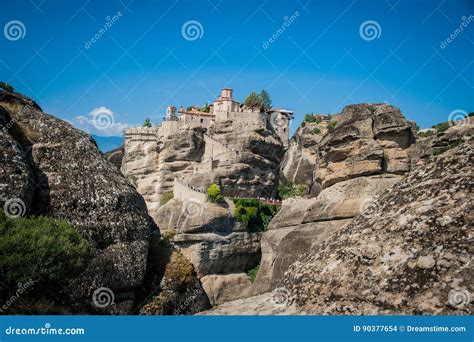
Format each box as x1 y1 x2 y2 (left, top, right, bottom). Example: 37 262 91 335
283 138 473 314
0 91 157 312
252 175 400 294
252 103 416 295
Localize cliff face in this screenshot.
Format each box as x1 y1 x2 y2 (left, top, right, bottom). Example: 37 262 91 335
283 137 473 315
0 92 157 311
0 91 210 315
251 104 416 294
122 112 286 224
121 111 286 305
121 127 206 224
200 124 473 315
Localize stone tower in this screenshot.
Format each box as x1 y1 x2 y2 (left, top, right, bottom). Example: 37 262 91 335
267 109 293 147
166 105 177 121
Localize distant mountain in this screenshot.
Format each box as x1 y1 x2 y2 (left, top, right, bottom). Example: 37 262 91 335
90 134 124 153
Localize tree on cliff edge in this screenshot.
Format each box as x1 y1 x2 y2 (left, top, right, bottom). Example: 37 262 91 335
259 90 272 112
143 118 152 127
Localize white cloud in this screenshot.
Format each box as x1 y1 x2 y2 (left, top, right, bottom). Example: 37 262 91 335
73 106 130 137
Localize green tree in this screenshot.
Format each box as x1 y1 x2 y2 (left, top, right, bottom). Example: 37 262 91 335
0 211 91 290
200 102 210 113
258 90 272 112
143 118 152 128
243 92 262 111
0 81 14 92
247 265 259 282
233 198 279 232
207 183 223 202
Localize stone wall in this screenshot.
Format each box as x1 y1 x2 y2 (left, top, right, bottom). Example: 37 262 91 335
173 177 208 203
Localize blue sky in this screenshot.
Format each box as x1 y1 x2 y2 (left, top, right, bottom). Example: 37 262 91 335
1 0 473 136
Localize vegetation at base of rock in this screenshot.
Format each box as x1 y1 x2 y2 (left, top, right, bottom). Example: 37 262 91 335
243 90 272 112
309 127 321 135
162 230 176 241
160 191 174 205
140 251 198 315
247 265 259 282
233 199 279 232
433 138 462 155
278 181 308 200
143 118 152 127
0 211 91 290
207 183 223 202
304 114 321 124
0 81 14 92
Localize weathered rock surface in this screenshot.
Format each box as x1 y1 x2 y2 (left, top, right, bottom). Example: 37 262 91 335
158 199 261 277
281 104 415 192
281 139 473 314
104 145 124 170
252 175 400 294
199 292 306 315
201 273 252 306
251 103 416 296
0 91 157 311
200 136 472 315
122 127 205 224
140 249 211 315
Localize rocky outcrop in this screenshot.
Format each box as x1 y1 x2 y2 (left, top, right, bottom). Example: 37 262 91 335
0 91 157 312
104 145 124 170
199 134 473 315
279 119 328 195
122 127 205 224
140 249 210 315
201 273 252 306
252 175 400 294
157 199 261 277
251 104 416 295
282 138 473 314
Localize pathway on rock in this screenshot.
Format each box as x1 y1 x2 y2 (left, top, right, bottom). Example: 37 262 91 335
198 292 308 315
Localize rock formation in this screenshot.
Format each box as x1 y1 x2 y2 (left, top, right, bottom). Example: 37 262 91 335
251 103 416 294
104 145 124 170
0 91 206 314
282 136 473 315
200 124 473 315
